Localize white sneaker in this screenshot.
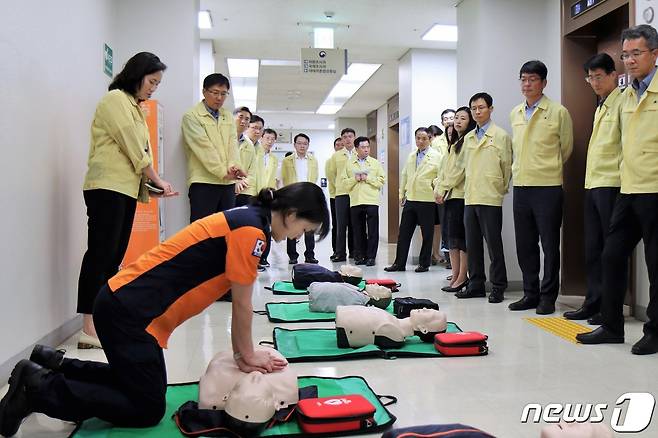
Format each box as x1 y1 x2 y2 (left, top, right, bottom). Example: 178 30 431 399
78 331 102 349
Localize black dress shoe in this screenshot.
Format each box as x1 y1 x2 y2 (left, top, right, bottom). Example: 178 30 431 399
384 264 405 272
332 256 347 263
365 258 376 266
508 296 539 311
0 360 49 437
348 254 355 259
445 264 452 270
587 313 603 325
354 258 366 265
305 258 319 264
29 345 65 371
455 289 485 299
536 301 556 315
576 326 624 344
442 279 468 292
288 258 298 265
563 306 597 320
488 289 505 303
414 265 429 273
631 333 658 355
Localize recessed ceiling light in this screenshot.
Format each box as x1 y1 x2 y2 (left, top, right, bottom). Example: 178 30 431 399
316 63 381 115
314 27 334 49
227 58 259 78
328 123 336 129
198 11 212 29
261 59 301 67
421 24 458 42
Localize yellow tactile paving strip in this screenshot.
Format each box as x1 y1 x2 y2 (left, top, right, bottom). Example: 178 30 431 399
524 317 591 344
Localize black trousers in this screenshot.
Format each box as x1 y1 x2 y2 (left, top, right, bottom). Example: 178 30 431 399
188 183 236 223
260 232 272 264
350 205 379 260
513 186 563 303
394 201 435 268
330 198 337 254
235 193 253 207
287 231 315 260
583 187 620 311
465 205 507 292
77 189 137 314
334 195 353 258
31 286 167 427
601 193 658 335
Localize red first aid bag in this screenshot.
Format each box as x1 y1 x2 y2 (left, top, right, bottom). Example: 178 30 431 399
296 394 376 434
434 331 488 356
365 279 401 292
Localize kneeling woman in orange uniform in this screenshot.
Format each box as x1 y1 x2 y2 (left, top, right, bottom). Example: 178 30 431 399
0 182 329 436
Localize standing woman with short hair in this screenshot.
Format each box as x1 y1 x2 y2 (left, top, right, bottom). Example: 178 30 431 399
435 107 476 292
77 52 178 349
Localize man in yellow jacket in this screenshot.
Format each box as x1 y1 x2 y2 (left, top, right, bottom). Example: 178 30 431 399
182 74 245 222
256 128 280 269
459 93 512 303
236 115 264 206
280 133 319 264
343 136 386 266
329 128 357 262
325 137 343 259
564 54 622 323
385 127 441 272
508 60 573 315
578 25 658 355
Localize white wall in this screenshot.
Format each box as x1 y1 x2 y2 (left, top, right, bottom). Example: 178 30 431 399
199 40 216 101
0 0 116 375
456 0 562 283
335 117 367 139
113 0 200 238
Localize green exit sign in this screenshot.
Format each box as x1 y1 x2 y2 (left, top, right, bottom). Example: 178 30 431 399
103 44 113 77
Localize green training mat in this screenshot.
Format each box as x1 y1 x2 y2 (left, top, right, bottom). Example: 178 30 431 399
264 301 394 323
268 324 463 362
70 376 396 438
267 280 366 295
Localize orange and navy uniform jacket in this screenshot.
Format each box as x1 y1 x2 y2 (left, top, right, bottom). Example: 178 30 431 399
107 206 269 349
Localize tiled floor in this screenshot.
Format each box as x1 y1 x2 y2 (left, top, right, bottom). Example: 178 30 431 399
5 237 657 437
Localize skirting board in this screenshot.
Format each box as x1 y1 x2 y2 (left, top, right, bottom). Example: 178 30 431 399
0 315 82 386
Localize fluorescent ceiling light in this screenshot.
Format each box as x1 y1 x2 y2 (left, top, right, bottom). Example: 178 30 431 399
198 11 212 29
261 59 301 67
227 58 259 78
421 24 458 42
314 27 334 48
316 63 381 115
317 104 343 115
328 123 336 129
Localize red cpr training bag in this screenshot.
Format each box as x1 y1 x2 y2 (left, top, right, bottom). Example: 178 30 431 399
434 331 488 356
366 279 400 292
296 394 376 434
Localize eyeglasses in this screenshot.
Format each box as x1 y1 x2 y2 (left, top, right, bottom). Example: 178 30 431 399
519 76 542 84
620 50 652 61
205 89 230 97
585 74 606 83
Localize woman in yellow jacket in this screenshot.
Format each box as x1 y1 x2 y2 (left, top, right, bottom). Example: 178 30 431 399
343 136 386 266
78 52 178 348
435 107 475 292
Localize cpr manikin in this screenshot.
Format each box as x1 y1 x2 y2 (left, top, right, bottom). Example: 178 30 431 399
335 306 447 348
198 347 298 434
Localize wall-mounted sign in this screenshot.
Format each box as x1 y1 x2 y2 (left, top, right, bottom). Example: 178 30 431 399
300 48 347 76
570 0 606 18
103 43 113 78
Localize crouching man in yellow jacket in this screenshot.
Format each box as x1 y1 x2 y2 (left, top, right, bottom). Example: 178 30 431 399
342 136 385 266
